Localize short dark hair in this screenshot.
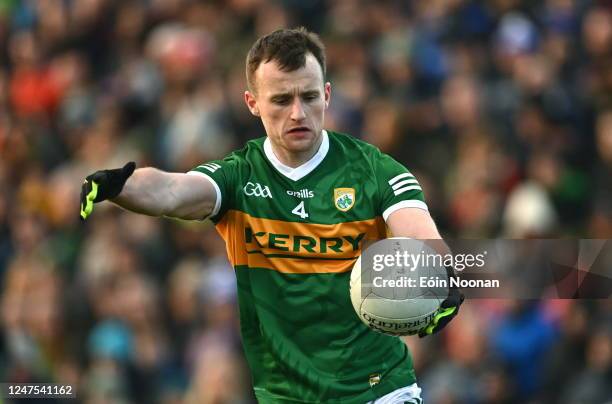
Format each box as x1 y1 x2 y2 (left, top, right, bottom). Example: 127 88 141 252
246 27 326 92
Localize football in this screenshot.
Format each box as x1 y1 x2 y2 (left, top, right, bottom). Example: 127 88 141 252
350 238 448 336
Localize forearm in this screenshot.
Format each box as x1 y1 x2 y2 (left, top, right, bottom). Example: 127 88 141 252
110 167 173 216
111 167 215 219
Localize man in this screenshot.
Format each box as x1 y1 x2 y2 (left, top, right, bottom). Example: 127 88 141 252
80 28 462 403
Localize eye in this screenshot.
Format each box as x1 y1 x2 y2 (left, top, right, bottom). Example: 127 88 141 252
303 93 319 101
272 97 291 105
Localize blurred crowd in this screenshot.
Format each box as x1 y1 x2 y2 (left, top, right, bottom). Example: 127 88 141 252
0 0 611 403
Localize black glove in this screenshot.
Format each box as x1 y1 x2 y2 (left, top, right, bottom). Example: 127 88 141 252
80 162 136 220
419 266 464 337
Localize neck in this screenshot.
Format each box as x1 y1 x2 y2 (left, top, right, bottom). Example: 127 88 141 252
272 133 323 168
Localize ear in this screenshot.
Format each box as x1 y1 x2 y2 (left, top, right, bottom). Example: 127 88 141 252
324 82 331 109
244 91 260 116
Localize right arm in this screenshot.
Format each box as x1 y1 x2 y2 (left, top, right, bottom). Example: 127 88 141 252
112 167 217 220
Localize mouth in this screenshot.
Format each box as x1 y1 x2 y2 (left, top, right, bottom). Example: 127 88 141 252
286 126 312 136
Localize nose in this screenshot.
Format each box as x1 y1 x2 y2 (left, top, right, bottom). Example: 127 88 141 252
290 98 306 121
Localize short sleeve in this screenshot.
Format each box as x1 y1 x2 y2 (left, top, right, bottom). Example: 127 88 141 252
187 158 236 223
376 152 428 222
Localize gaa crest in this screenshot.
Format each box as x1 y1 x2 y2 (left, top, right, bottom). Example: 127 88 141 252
334 188 355 212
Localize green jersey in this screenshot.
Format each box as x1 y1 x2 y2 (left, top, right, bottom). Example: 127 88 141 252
189 130 428 403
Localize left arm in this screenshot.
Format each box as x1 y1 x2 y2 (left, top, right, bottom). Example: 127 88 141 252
373 149 463 336
386 207 464 337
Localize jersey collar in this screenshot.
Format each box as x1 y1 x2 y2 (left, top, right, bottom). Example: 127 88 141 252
263 130 330 181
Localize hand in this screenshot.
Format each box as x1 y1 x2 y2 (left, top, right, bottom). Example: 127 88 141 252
419 267 464 337
80 162 136 220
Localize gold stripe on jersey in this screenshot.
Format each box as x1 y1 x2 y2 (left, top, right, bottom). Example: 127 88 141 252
216 210 387 274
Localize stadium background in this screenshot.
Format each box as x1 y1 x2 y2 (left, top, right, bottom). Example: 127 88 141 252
0 0 611 403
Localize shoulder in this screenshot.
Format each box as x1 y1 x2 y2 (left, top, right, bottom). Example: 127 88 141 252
327 131 415 183
327 130 390 176
326 130 383 161
244 136 267 153
221 136 266 165
327 130 378 152
191 137 265 180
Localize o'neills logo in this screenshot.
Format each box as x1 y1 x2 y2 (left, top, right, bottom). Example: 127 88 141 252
362 312 436 335
286 189 314 198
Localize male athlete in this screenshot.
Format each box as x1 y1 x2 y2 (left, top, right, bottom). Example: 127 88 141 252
80 28 463 403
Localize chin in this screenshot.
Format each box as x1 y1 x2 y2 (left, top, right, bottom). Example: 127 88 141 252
284 137 317 153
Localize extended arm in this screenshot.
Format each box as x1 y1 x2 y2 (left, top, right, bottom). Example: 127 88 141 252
80 163 217 221
113 168 216 220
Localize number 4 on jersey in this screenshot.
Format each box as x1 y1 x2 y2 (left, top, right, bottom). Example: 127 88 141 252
291 201 309 219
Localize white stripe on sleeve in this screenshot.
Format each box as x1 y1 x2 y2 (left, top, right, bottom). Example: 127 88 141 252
391 178 420 190
394 185 422 196
186 171 222 218
382 200 429 221
388 172 414 186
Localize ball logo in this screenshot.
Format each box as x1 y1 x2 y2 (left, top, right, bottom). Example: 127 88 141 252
244 182 273 198
361 311 436 336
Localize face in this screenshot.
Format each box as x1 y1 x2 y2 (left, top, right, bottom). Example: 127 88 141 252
245 53 331 162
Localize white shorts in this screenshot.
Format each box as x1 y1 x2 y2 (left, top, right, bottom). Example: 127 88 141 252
369 383 423 404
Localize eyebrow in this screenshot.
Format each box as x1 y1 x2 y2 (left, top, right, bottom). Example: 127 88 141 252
269 89 320 101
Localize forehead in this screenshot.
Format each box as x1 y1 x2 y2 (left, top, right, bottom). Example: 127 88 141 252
254 53 324 95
